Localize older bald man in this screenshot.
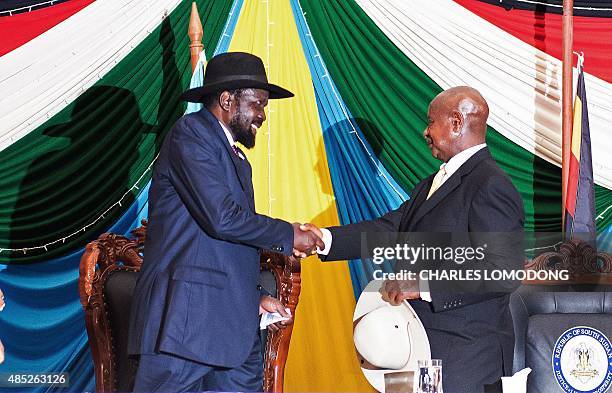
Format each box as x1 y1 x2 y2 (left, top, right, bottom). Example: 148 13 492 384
305 87 525 392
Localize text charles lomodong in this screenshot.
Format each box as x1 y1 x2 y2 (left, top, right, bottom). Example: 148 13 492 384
374 269 570 281
372 244 487 265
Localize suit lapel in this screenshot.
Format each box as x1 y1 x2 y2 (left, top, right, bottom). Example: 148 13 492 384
408 147 493 228
409 174 461 227
399 179 432 231
230 151 252 194
198 109 253 199
239 153 256 211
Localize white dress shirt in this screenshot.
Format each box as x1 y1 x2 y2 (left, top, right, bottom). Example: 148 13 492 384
430 143 486 192
318 143 487 302
219 121 245 160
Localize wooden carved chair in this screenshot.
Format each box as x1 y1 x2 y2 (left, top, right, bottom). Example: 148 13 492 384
523 238 612 286
78 219 301 392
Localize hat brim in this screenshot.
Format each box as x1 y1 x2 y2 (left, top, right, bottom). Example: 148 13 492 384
354 280 431 393
180 79 294 102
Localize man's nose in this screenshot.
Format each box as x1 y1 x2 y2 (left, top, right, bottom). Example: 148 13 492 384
260 110 266 123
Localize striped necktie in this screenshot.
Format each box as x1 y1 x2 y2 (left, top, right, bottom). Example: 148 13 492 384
232 145 244 160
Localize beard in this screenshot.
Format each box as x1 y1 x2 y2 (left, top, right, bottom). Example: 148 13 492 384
228 108 256 149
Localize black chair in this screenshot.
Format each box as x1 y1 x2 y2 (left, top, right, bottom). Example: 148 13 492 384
510 285 612 393
79 221 301 392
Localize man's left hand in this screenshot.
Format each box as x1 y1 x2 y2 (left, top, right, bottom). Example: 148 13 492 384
380 279 420 305
259 296 293 332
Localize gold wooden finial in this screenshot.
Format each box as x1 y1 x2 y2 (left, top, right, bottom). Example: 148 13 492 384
188 2 204 72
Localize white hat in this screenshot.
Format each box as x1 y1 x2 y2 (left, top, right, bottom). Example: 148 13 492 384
353 280 431 392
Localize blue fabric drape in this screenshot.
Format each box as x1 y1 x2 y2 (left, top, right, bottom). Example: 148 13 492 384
0 183 149 393
0 2 242 392
2 0 608 390
291 0 409 298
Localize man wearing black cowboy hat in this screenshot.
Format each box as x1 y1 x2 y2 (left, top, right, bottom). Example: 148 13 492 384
127 52 323 392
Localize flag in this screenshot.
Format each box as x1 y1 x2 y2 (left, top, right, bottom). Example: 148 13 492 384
185 50 207 115
564 59 596 239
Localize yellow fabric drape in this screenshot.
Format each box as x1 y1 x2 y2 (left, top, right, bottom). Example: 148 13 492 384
228 0 373 391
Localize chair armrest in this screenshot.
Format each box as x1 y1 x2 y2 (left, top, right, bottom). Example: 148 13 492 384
260 252 301 392
78 230 143 393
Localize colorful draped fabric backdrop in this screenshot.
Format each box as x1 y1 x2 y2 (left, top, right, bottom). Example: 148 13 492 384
0 0 610 392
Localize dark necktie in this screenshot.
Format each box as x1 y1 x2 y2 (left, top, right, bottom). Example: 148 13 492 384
232 145 244 160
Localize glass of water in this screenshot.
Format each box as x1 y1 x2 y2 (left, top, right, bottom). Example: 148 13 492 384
417 359 443 393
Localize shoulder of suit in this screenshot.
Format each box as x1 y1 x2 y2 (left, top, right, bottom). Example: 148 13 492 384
470 155 506 178
171 110 220 143
474 160 522 201
468 156 519 191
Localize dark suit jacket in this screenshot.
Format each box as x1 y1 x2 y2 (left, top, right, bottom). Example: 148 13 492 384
324 147 524 393
127 108 293 368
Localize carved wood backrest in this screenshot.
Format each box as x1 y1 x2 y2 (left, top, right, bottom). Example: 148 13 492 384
78 220 301 392
523 238 612 285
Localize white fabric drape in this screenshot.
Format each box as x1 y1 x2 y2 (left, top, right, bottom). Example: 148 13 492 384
0 0 181 151
357 0 612 189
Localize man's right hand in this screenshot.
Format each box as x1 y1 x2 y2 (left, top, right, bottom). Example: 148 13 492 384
292 223 324 258
379 279 420 305
299 223 323 240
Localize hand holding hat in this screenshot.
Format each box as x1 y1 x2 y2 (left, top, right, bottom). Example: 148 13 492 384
353 280 431 392
380 279 420 305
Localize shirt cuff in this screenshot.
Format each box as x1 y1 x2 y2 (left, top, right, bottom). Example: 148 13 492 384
419 277 432 302
317 228 333 255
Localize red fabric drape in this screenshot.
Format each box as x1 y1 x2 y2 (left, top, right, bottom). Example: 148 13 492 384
0 0 94 56
455 0 612 83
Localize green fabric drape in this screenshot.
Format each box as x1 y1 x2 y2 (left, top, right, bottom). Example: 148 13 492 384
300 0 611 232
0 0 234 264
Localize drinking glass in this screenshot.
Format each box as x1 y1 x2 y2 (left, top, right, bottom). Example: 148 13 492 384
417 359 443 393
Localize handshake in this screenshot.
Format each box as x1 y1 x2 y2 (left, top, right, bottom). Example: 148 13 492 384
291 223 324 258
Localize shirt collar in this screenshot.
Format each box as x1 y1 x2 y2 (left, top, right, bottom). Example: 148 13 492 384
442 143 487 176
219 120 236 147
218 120 245 160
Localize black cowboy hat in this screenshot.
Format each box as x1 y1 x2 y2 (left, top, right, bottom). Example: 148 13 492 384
180 52 294 102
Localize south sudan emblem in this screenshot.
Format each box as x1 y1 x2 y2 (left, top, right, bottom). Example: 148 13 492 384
552 326 612 393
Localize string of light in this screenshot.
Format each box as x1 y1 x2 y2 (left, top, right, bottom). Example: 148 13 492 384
597 204 612 221
0 0 65 16
0 0 246 257
524 241 563 252
511 0 612 11
0 155 158 255
2 0 608 256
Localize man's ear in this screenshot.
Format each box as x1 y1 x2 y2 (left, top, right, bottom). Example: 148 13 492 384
219 91 232 112
450 110 464 136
